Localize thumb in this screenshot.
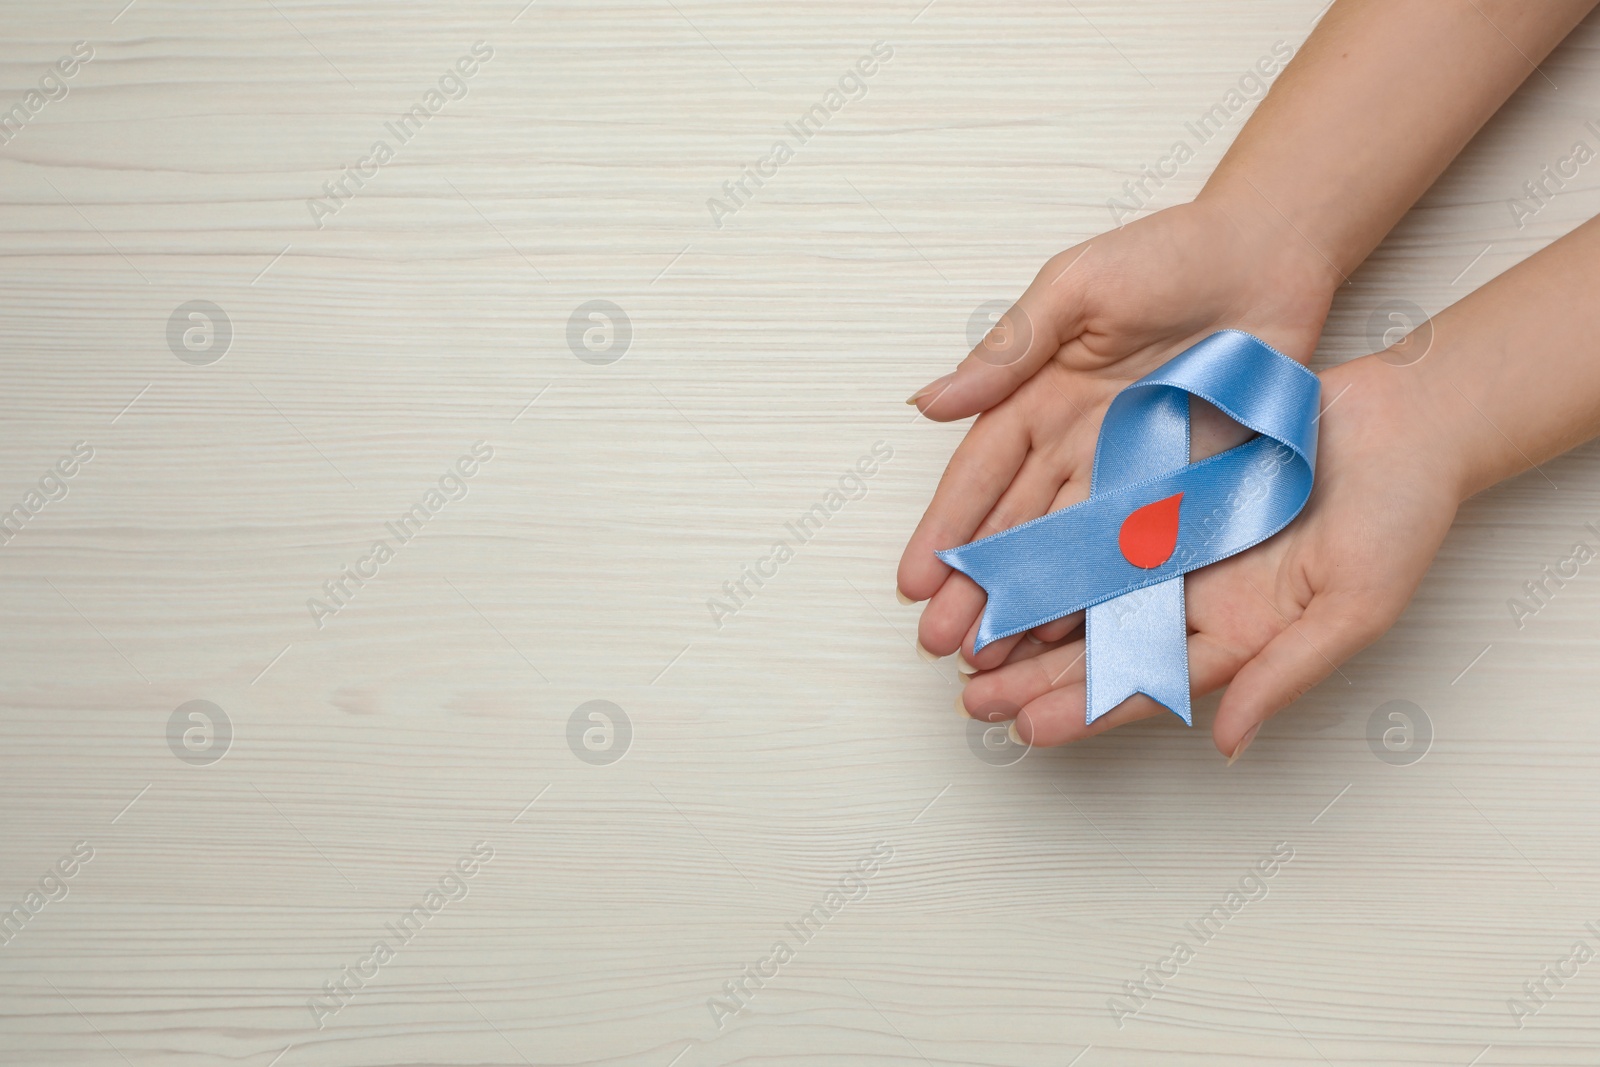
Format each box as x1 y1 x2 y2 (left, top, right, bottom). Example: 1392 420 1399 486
910 247 1092 421
1213 593 1385 761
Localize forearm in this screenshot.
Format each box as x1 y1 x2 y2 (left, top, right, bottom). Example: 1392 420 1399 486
1401 214 1600 499
1203 0 1595 287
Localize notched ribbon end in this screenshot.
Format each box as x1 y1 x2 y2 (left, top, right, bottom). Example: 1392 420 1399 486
1086 684 1193 728
939 545 1036 654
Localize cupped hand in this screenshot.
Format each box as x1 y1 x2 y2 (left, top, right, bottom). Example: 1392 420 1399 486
955 354 1465 758
898 197 1336 669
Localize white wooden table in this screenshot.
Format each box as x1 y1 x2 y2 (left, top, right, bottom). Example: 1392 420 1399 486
4 2 1600 1063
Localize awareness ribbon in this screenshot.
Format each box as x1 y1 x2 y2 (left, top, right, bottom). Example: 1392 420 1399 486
937 330 1320 726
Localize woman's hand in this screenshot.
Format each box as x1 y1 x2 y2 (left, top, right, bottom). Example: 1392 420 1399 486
900 0 1600 741
898 197 1336 669
896 0 1597 671
955 354 1466 759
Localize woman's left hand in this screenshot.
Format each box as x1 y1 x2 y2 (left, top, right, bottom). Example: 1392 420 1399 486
956 354 1464 759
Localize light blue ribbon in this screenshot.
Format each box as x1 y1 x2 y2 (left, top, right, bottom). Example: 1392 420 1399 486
937 331 1320 725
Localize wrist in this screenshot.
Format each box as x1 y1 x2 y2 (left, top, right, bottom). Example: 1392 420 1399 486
1319 355 1480 516
1182 191 1340 364
1383 347 1501 505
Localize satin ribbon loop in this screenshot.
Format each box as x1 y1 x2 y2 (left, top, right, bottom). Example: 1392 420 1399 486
936 330 1320 725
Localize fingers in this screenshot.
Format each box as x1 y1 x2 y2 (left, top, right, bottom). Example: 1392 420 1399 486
917 571 1029 664
958 637 1087 718
917 571 986 655
1213 594 1387 760
1029 613 1082 643
975 451 1077 541
961 623 1025 672
1014 685 1167 746
997 632 1064 666
909 246 1092 421
897 411 1031 601
1044 472 1092 514
960 631 1246 748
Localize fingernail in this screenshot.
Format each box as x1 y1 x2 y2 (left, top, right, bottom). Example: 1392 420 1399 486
957 672 970 687
1006 720 1024 745
1227 724 1261 766
954 694 971 718
895 587 914 606
906 373 955 406
916 641 940 663
957 653 979 675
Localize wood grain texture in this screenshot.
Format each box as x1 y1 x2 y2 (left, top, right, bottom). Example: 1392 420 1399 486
4 1 1600 1063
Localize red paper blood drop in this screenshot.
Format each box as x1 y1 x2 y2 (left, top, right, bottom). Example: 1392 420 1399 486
1118 492 1183 569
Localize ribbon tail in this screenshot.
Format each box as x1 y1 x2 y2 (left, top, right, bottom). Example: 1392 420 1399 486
936 524 1098 652
1085 577 1191 726
934 554 999 652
